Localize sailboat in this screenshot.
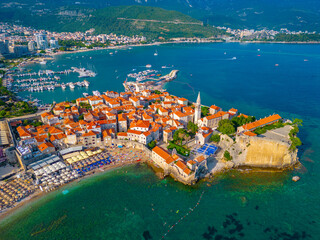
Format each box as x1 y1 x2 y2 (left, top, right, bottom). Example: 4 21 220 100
154 50 158 56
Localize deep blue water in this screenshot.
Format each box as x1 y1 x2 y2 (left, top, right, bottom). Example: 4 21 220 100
1 43 319 240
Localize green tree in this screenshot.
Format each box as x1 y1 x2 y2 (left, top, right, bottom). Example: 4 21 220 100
231 115 256 128
201 106 209 117
292 118 303 126
0 110 6 117
224 150 232 161
210 134 220 143
148 140 157 149
217 119 236 135
187 121 198 134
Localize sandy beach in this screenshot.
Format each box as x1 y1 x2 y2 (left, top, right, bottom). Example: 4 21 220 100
0 146 149 222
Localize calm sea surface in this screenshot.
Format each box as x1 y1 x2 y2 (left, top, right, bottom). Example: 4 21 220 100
1 43 320 240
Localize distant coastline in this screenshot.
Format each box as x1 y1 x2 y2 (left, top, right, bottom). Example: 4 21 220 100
44 39 320 59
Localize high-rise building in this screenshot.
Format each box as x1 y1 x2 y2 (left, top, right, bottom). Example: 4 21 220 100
13 45 29 57
0 40 9 55
28 41 36 52
35 32 48 50
194 92 201 124
49 39 59 48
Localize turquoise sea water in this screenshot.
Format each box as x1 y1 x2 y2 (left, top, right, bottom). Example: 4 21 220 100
1 43 320 239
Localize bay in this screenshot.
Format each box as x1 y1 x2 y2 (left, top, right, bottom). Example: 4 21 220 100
1 43 320 239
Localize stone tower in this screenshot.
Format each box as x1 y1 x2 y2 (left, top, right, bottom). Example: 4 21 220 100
194 92 201 124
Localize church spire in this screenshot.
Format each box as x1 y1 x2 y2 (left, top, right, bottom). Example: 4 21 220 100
196 92 201 105
194 92 201 124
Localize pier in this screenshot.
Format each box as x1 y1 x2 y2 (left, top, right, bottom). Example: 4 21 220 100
123 70 179 92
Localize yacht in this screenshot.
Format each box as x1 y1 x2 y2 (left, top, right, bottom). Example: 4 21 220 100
83 80 90 87
69 83 75 89
61 84 66 90
40 61 47 65
146 64 152 68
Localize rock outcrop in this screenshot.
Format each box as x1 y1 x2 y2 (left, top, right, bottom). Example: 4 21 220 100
231 134 298 168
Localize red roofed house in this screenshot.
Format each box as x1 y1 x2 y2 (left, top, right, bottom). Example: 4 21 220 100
76 97 89 106
177 97 188 105
117 132 128 140
81 131 101 147
131 120 150 132
237 114 282 134
158 107 169 116
201 111 229 129
102 128 116 145
228 108 238 119
117 114 128 132
50 133 67 147
16 126 34 140
129 97 140 107
209 105 222 115
171 111 188 127
140 130 153 145
65 129 77 145
38 142 55 154
88 96 104 106
174 160 192 178
152 146 175 171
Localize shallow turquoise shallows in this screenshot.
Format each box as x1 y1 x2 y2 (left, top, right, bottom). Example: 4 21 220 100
1 43 320 240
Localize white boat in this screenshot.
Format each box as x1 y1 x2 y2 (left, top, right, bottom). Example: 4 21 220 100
40 61 47 65
92 90 101 96
83 80 89 87
69 83 75 89
232 57 237 60
146 64 152 68
154 51 158 56
109 52 113 55
72 67 96 78
83 92 89 97
61 84 66 90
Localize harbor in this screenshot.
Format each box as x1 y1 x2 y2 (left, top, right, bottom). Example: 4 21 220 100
124 69 179 92
3 67 94 93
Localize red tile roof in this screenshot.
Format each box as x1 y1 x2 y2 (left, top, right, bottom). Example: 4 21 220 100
241 114 281 131
152 146 174 164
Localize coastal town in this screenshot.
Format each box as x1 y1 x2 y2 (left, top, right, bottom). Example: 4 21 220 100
1 21 320 59
0 72 302 213
0 22 147 59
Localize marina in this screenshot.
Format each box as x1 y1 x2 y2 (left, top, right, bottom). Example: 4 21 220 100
3 67 95 93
